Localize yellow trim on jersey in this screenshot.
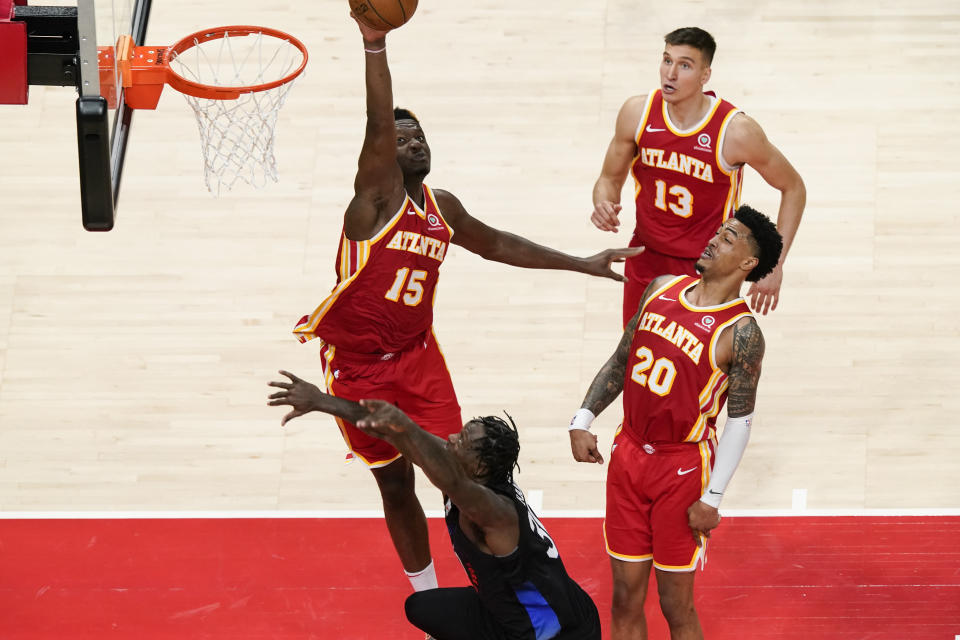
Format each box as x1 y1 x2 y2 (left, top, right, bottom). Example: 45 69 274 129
640 275 687 314
293 197 411 341
685 378 728 442
633 90 659 145
661 94 722 138
604 521 653 563
708 311 753 371
714 108 743 178
721 169 742 223
678 283 747 314
423 185 455 240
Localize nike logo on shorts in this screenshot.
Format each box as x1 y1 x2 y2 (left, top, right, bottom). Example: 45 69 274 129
646 125 666 133
677 466 698 476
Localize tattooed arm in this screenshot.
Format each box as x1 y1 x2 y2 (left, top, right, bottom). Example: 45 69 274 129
568 275 674 464
687 316 766 543
725 316 765 417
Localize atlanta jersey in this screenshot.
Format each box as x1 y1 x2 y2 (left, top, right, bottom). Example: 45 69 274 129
294 185 452 354
622 275 752 445
630 89 743 259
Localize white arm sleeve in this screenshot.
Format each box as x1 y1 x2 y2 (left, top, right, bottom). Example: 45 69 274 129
700 413 753 508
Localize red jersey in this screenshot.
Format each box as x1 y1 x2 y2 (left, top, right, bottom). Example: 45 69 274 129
622 275 752 445
630 89 744 259
293 185 453 354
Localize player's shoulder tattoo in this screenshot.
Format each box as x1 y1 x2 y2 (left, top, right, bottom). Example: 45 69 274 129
727 316 765 417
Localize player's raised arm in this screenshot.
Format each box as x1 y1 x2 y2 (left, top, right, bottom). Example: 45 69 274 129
433 189 642 282
355 400 520 553
723 114 806 314
591 95 647 232
345 18 407 240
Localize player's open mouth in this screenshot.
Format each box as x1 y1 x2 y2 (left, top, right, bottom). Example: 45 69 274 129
663 83 676 93
701 247 713 259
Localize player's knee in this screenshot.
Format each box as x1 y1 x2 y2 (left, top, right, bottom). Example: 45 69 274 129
404 590 434 629
658 589 696 627
611 579 645 619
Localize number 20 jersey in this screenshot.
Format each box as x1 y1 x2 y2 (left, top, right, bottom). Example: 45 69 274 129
623 275 752 445
293 185 453 354
631 89 743 259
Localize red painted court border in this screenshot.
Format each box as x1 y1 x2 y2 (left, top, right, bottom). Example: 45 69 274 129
1 512 959 639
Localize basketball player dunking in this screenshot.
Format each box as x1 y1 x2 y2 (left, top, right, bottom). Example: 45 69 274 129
591 27 805 323
568 206 783 639
289 15 639 598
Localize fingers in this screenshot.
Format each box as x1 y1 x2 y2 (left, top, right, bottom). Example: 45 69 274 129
590 447 604 465
590 212 618 232
591 203 622 232
281 409 303 427
278 370 301 383
691 528 702 547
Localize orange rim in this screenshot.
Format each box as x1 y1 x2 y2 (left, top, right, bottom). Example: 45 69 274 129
163 25 309 100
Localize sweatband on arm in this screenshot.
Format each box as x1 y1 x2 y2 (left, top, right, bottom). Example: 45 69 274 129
700 413 753 508
568 408 596 432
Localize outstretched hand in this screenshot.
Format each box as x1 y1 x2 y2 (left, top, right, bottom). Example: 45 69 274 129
746 263 783 315
351 12 391 43
356 399 418 438
582 247 644 282
569 429 604 464
267 370 325 426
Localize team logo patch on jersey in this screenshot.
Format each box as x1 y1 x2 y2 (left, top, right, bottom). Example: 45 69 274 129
426 213 444 231
694 315 716 332
694 133 712 153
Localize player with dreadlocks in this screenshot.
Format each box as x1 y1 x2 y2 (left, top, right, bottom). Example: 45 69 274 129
268 372 601 639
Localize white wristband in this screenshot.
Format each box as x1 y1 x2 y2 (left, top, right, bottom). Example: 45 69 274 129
568 408 596 432
700 413 753 508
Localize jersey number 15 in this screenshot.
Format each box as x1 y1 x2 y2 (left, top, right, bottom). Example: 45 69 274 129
385 267 427 306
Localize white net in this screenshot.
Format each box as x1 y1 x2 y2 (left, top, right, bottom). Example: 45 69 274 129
168 30 305 195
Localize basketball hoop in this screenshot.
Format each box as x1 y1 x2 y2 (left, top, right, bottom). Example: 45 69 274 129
103 26 308 194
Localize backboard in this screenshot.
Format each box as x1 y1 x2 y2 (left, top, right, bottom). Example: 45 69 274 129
76 0 151 230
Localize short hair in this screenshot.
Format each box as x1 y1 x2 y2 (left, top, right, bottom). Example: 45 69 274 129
472 414 520 488
733 205 783 282
664 27 717 65
393 107 420 124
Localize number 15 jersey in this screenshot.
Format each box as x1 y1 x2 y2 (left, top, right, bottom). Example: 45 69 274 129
294 185 453 354
623 275 752 445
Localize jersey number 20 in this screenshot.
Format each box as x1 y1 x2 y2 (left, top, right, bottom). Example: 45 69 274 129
630 346 677 396
385 268 427 306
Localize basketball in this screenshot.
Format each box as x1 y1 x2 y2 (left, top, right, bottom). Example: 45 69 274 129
349 0 418 31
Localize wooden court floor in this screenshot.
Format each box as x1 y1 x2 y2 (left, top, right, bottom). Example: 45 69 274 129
0 1 959 635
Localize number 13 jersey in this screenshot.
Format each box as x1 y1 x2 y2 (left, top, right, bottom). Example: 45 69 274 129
623 275 752 445
631 89 743 259
294 185 453 354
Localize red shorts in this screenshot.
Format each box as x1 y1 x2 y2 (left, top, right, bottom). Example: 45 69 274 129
623 245 698 327
318 330 462 467
604 429 715 572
